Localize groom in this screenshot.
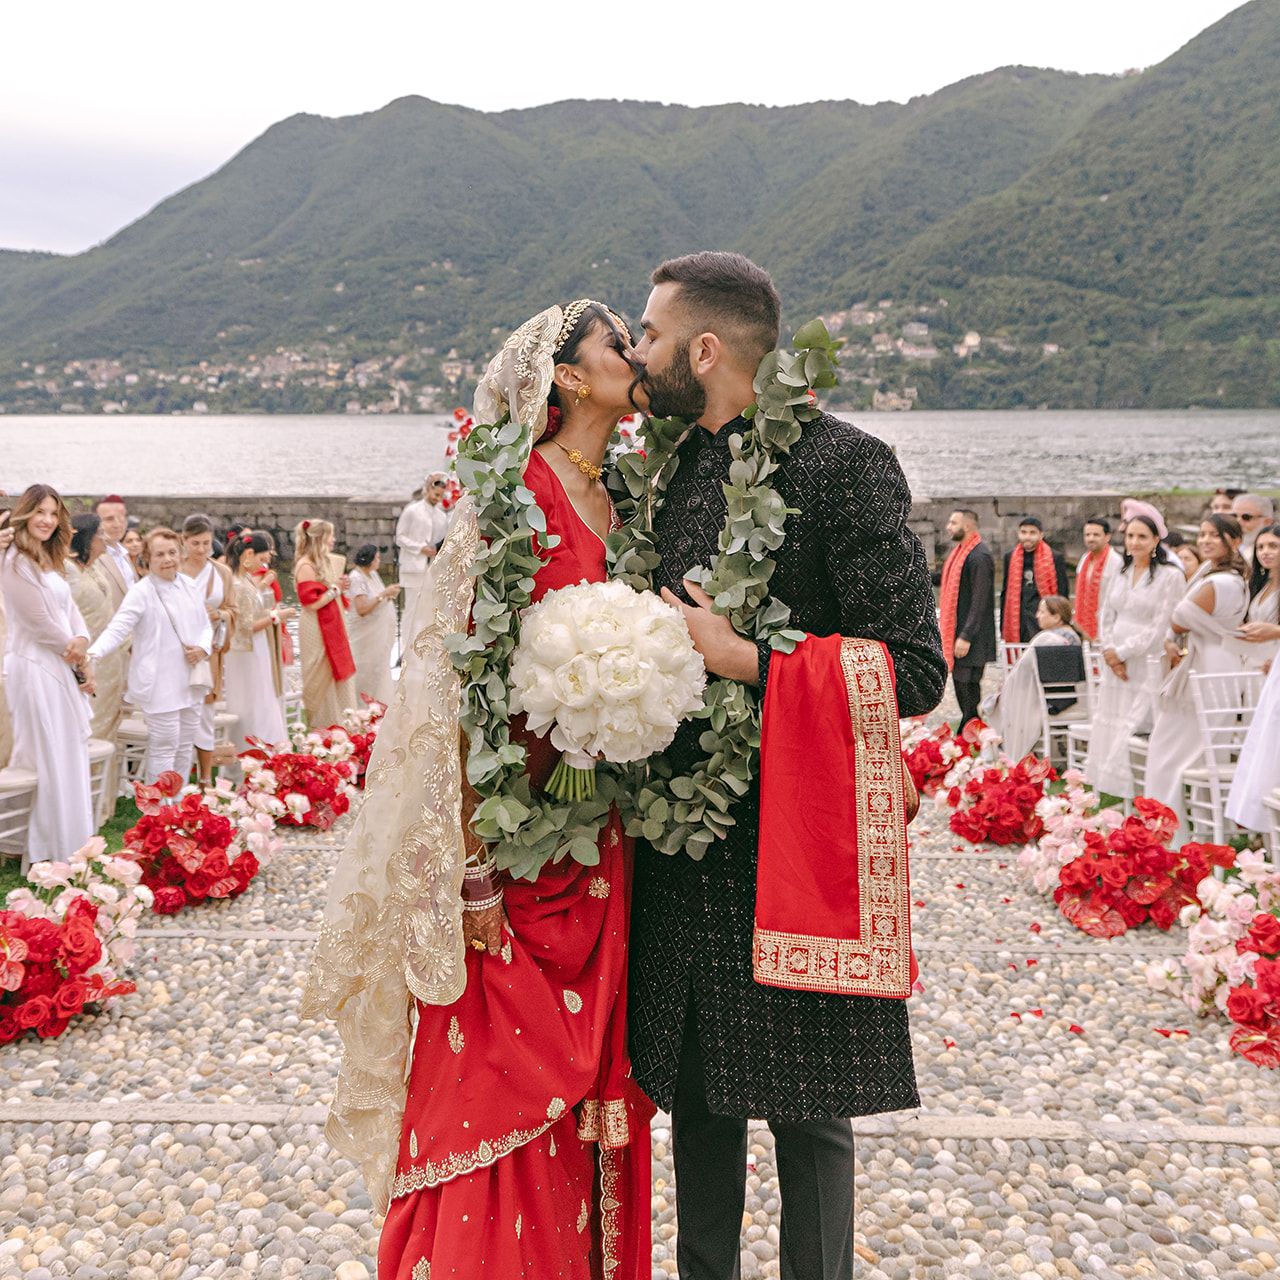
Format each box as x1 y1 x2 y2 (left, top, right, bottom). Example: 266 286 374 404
627 252 946 1280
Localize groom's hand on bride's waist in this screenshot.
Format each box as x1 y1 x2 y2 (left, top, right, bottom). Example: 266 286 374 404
661 580 759 685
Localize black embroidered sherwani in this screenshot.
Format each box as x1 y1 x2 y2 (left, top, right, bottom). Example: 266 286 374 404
628 411 947 1122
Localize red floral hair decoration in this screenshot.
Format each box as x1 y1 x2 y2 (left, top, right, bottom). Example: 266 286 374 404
301 520 311 532
543 405 563 439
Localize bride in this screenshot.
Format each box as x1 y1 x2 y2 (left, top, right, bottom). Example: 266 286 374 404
303 301 653 1279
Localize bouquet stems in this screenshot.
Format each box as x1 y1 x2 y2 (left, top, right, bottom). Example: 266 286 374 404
547 755 597 802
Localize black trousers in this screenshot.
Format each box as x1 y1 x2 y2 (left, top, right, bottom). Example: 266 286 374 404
953 671 982 731
671 1007 854 1280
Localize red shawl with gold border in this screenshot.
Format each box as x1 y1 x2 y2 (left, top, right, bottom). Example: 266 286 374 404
754 634 917 1000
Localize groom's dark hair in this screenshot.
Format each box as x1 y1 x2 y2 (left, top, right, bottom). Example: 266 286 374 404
651 251 781 370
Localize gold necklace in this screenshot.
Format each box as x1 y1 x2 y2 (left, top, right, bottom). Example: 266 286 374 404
551 439 603 482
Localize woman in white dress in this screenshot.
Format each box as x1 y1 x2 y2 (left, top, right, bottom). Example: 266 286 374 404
0 486 95 864
1143 514 1251 840
345 544 400 706
985 595 1082 760
88 528 213 786
179 514 235 786
1236 523 1280 672
1083 516 1185 798
223 532 295 751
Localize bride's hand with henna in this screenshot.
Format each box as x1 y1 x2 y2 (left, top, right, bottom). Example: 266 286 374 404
463 901 509 956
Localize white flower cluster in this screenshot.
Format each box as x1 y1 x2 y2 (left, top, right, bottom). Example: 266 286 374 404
510 579 706 766
10 838 152 979
1014 769 1123 896
1145 850 1280 1015
204 775 285 864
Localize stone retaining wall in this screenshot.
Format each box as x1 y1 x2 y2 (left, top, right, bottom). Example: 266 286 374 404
73 490 1239 576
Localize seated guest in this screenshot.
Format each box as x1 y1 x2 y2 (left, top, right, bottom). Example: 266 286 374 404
224 532 294 752
937 508 996 733
1073 517 1122 643
346 544 400 705
1225 654 1280 833
1001 516 1069 644
1 485 95 864
1144 515 1250 841
985 596 1082 759
1233 494 1276 566
1237 523 1280 671
1163 531 1203 581
88 528 213 785
1083 515 1185 799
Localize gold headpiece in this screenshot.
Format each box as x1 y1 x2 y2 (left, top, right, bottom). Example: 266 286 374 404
555 299 598 353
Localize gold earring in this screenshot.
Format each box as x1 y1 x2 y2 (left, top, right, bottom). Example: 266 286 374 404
576 384 591 401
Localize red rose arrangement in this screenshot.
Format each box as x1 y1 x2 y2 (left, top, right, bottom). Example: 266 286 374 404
240 750 353 830
1052 797 1235 938
947 753 1057 847
124 772 261 914
901 720 980 799
1225 910 1280 1069
0 900 135 1044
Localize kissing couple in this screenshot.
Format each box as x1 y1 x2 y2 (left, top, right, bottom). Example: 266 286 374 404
304 251 945 1280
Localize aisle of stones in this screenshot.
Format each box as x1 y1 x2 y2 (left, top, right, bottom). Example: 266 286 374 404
3 719 1279 1279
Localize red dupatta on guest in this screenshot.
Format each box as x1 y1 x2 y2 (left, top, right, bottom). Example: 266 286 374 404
1001 540 1059 644
939 531 980 670
754 634 917 999
296 579 356 682
1074 549 1109 641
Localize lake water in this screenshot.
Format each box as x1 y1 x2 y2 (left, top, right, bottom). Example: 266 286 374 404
4 408 1277 498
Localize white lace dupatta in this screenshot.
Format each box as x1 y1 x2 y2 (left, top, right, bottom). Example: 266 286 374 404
300 305 569 1212
300 498 479 1213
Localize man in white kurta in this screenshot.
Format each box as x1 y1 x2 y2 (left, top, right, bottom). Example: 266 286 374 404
394 474 452 645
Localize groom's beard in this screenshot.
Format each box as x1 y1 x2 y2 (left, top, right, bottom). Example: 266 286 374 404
639 345 707 420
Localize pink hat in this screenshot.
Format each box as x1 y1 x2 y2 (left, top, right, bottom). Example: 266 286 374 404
1121 498 1167 540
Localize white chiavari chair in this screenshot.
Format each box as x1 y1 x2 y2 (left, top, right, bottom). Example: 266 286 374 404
1184 669 1265 846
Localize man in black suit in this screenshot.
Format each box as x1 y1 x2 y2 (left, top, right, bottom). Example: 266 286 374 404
1001 516 1069 644
939 507 995 730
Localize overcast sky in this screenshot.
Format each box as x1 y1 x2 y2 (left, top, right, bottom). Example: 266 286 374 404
0 0 1247 255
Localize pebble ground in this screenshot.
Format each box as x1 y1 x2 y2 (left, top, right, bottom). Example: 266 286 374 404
4 699 1279 1278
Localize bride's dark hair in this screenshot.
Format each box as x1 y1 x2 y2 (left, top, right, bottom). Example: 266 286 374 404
546 303 634 421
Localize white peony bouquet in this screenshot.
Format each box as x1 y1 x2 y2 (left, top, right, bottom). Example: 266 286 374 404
509 579 706 801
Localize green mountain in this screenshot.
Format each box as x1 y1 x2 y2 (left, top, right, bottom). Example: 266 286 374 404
871 0 1280 406
0 71 1112 363
2 0 1277 410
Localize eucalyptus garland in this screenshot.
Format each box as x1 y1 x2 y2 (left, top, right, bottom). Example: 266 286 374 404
605 319 843 859
446 415 617 881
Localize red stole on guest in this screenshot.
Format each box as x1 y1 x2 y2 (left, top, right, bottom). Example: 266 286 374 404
1002 540 1059 645
754 634 916 999
296 579 356 682
939 531 980 670
1074 549 1108 641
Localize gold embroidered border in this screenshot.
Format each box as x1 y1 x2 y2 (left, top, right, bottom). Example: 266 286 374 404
598 1146 622 1276
576 1098 630 1149
390 1115 557 1199
752 638 912 999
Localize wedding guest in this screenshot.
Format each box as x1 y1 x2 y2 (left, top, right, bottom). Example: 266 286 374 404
1 485 95 864
0 503 14 768
88 528 213 786
1237 523 1280 672
346 543 400 705
1144 514 1250 839
254 532 295 670
1233 494 1276 566
224 532 293 752
293 519 357 728
1164 531 1203 581
180 514 235 787
67 514 129 794
937 508 995 731
1209 490 1237 515
1001 516 1068 644
986 595 1082 759
94 494 135 609
1225 653 1280 833
123 521 145 577
395 472 452 635
1083 515 1185 798
1073 516 1123 643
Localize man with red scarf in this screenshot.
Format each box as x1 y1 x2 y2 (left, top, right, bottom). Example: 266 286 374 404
937 508 995 730
1073 516 1123 642
1001 517 1069 645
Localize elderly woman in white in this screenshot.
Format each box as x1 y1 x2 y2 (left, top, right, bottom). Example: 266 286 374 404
88 527 213 786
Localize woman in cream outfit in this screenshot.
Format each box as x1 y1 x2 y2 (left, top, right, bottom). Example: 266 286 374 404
293 519 357 728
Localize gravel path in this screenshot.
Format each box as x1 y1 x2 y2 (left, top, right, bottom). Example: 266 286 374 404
4 715 1279 1278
